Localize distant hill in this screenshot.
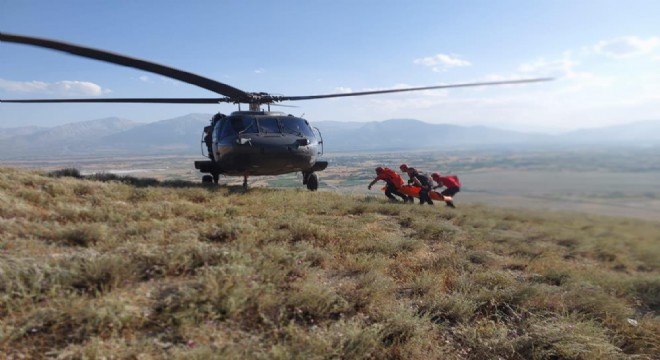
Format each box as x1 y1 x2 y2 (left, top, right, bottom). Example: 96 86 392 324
0 125 47 140
316 119 550 151
0 117 141 159
1 114 658 159
101 113 210 153
561 120 660 145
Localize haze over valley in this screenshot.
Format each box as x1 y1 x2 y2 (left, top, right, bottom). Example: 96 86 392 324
1 115 659 158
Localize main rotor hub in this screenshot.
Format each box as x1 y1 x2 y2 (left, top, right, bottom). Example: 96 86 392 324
249 102 260 111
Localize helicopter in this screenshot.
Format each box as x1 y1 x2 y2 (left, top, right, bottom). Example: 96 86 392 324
0 32 552 190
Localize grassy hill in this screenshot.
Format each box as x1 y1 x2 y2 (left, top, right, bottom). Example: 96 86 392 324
0 167 658 359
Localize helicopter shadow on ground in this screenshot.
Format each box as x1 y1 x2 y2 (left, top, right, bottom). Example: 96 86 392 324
48 168 252 195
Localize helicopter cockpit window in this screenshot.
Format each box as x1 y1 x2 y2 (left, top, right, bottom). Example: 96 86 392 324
257 118 281 134
217 117 233 139
281 118 315 138
230 117 257 134
213 118 229 142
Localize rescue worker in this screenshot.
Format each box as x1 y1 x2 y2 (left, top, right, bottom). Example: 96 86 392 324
368 167 412 202
432 173 461 208
400 164 434 205
204 113 226 161
203 125 214 161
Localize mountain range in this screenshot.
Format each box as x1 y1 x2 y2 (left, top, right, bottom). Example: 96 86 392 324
1 114 659 159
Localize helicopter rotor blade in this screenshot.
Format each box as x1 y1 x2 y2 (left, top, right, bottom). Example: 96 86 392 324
1 32 553 107
273 78 553 102
0 32 250 101
269 103 299 108
0 97 233 104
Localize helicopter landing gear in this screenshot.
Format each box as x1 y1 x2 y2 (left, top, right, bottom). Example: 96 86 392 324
202 172 220 184
303 172 319 191
243 175 249 190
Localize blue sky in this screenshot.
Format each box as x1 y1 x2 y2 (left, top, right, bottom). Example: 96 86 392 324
1 0 659 132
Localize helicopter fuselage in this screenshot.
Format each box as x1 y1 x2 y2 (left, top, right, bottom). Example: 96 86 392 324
195 111 327 179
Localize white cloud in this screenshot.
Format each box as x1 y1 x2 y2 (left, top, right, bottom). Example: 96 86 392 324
159 77 180 86
333 87 353 94
593 36 659 58
518 52 582 78
515 52 613 93
254 68 265 74
50 81 109 96
0 78 110 96
414 53 471 72
138 75 151 82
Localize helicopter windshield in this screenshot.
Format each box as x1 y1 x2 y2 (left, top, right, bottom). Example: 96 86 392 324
281 118 315 138
221 115 315 138
230 117 257 134
258 117 280 134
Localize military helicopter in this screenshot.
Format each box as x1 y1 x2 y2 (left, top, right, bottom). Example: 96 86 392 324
0 32 552 190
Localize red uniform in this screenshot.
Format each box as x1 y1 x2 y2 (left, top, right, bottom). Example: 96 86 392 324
431 173 460 208
435 175 461 188
374 168 405 188
370 167 411 202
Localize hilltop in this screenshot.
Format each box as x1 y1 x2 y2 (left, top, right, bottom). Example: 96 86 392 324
0 167 658 359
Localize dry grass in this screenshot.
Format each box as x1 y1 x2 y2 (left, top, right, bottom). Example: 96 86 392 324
0 166 658 359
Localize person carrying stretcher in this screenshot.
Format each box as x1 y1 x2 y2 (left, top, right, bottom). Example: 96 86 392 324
368 167 413 203
400 164 434 205
432 172 461 208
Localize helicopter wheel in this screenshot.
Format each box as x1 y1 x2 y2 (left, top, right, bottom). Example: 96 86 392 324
202 175 213 184
306 172 318 191
212 172 220 184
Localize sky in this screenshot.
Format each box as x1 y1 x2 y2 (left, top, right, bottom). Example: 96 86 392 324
1 0 659 133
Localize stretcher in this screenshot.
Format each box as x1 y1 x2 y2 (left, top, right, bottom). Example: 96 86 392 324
383 185 452 201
